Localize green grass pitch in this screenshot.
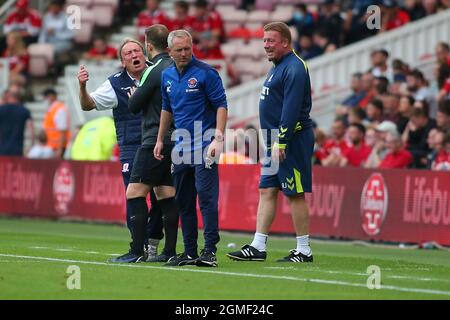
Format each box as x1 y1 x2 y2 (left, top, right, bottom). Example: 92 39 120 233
0 217 449 300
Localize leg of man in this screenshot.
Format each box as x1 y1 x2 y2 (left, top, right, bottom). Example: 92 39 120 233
154 185 179 258
127 182 152 255
146 190 164 254
195 164 220 253
250 187 279 251
287 193 311 256
195 163 220 267
120 159 134 240
172 164 199 258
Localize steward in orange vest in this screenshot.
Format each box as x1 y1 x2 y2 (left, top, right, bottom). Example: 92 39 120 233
42 88 71 158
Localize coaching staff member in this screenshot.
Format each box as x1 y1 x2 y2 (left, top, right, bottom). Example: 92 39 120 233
127 24 179 263
154 29 228 267
228 22 314 263
77 38 164 263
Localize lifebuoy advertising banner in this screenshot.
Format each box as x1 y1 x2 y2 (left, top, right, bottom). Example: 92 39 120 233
0 157 449 245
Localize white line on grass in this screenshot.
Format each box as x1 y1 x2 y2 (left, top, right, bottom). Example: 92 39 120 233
1 253 450 297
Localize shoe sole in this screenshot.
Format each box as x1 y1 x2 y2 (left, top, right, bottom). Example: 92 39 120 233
196 260 218 267
226 254 266 262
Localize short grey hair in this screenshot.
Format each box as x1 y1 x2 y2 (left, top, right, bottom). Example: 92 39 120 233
167 29 192 48
118 38 145 61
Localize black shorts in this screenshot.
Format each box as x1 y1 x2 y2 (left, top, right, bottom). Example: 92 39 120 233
129 145 173 187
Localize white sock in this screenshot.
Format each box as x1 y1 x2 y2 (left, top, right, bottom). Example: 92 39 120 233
250 232 268 252
296 235 312 256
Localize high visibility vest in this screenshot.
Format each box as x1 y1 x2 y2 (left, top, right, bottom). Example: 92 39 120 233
43 101 71 150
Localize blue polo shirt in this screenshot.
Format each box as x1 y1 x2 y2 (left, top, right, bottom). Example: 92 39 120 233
161 56 227 153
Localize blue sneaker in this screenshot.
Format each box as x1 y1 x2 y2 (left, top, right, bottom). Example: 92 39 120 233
108 251 146 263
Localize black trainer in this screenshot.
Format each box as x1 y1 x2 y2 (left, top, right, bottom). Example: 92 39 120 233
108 251 146 263
277 249 313 263
164 252 198 267
226 244 267 261
196 249 218 267
145 252 174 263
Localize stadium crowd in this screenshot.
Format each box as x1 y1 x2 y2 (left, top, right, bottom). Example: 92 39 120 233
0 0 449 171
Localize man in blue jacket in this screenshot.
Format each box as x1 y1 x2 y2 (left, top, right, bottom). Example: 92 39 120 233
154 29 228 267
227 22 314 263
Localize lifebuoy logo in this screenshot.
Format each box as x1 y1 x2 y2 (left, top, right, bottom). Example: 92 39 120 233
53 163 75 215
361 173 388 236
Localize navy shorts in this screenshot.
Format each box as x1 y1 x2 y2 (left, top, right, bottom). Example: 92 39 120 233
259 127 314 195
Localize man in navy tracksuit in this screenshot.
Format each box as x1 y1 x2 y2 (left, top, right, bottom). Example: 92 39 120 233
228 22 314 263
154 29 228 267
77 39 164 262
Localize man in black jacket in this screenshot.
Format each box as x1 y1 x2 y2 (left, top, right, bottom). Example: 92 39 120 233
127 24 179 262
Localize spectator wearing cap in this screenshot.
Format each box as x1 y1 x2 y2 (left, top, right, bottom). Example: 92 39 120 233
3 0 42 45
83 37 118 61
436 99 450 131
379 131 413 169
431 131 450 170
38 0 74 55
341 123 372 167
365 120 398 168
402 107 437 168
42 88 71 158
380 0 410 33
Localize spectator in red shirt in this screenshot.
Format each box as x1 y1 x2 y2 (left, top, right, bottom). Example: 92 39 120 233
83 37 118 61
171 1 195 31
379 131 413 168
321 118 351 167
1 31 29 85
342 123 372 167
431 131 450 170
136 0 172 41
358 72 377 108
380 0 410 32
4 0 42 45
191 0 222 45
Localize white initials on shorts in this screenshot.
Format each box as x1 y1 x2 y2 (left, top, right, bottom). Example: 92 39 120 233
122 163 129 173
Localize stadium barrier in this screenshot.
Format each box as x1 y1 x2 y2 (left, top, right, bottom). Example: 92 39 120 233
0 156 449 245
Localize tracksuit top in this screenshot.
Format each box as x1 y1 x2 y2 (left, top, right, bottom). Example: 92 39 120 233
259 51 313 149
161 56 227 153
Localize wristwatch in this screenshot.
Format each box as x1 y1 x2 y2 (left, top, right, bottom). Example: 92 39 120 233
215 134 224 142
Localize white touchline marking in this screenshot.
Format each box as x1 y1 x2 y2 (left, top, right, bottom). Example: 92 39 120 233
28 246 118 256
1 253 450 297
